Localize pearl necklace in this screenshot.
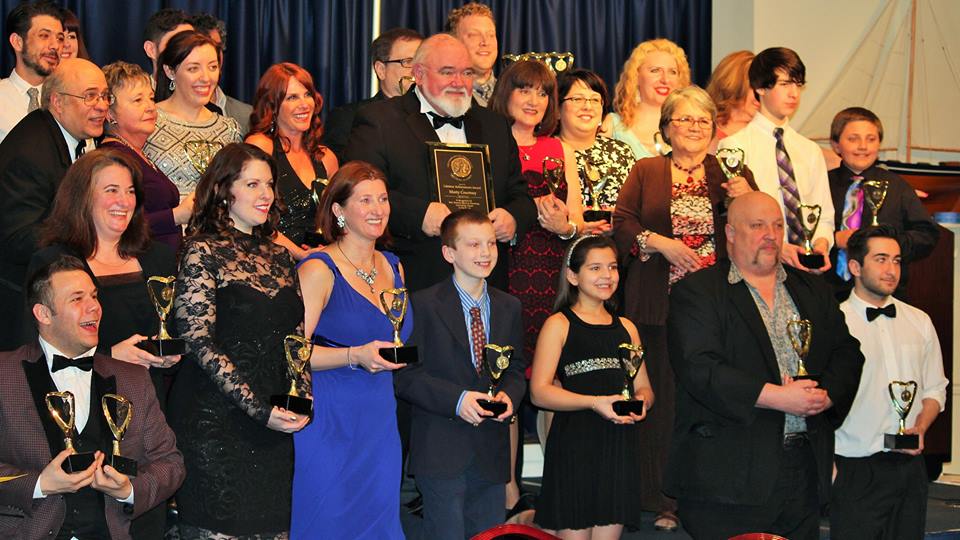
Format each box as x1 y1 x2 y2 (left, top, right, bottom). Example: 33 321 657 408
337 242 377 293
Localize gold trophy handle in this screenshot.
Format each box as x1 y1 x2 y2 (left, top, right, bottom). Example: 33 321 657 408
101 393 133 455
379 288 409 347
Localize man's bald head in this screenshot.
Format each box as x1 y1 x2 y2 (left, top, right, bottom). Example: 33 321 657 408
726 191 785 275
43 58 108 139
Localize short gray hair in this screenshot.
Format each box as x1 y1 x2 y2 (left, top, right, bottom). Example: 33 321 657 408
41 68 68 109
658 85 717 146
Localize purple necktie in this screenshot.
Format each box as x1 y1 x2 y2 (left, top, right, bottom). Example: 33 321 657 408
774 128 803 244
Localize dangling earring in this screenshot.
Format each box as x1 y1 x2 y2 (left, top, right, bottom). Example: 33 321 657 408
168 80 176 92
270 119 276 134
336 214 346 229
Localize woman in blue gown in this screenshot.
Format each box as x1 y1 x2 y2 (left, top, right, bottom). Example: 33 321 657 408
292 161 410 539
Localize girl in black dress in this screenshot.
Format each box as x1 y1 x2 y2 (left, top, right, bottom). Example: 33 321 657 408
531 235 654 538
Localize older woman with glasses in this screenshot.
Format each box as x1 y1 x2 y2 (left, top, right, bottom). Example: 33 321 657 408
612 85 757 532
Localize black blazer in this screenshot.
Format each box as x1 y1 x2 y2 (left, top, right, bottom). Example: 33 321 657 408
825 163 939 298
344 89 536 291
0 110 73 290
322 91 384 163
395 278 527 482
665 260 864 505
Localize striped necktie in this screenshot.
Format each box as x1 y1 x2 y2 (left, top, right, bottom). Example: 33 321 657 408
774 127 803 244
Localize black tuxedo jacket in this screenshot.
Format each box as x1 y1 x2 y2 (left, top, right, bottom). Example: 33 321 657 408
0 343 185 539
395 278 527 482
344 89 536 291
322 91 385 163
665 260 864 505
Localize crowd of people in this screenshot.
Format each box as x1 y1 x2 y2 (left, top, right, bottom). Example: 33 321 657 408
0 2 949 540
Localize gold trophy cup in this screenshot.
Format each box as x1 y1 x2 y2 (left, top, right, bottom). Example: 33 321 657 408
581 161 611 223
377 288 419 364
612 343 646 416
787 319 817 381
398 75 415 96
138 276 186 356
477 344 513 416
542 156 564 197
796 204 825 269
270 335 314 415
303 177 330 247
862 179 889 227
45 391 96 472
884 380 920 449
183 140 224 175
101 393 138 476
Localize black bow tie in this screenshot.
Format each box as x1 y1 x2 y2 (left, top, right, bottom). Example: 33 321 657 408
866 304 896 321
428 112 464 130
51 354 94 372
74 140 86 160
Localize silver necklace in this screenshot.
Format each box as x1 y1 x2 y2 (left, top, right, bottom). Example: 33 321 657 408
337 242 377 293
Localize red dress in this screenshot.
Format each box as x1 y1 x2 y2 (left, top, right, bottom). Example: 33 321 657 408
508 136 569 370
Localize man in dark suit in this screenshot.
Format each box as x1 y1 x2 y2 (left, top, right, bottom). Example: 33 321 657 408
323 27 423 161
666 191 864 540
0 57 108 349
344 33 535 292
0 255 184 539
396 211 526 540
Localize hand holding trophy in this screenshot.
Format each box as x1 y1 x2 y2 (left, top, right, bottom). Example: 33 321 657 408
378 288 418 364
270 335 314 415
45 391 96 472
542 156 564 197
101 393 137 476
612 343 646 416
138 276 186 356
796 204 825 269
477 344 513 416
581 161 611 223
787 319 817 381
884 380 920 449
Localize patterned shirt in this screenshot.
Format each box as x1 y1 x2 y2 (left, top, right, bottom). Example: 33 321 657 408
728 261 807 434
573 135 636 210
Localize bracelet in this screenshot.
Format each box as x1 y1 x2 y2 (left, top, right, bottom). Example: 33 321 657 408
558 220 578 240
635 230 653 262
346 347 358 370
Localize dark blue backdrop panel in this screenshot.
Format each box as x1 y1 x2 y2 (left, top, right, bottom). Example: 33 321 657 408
379 0 712 95
0 0 374 115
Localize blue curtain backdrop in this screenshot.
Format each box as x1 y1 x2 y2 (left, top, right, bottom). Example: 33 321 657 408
380 0 713 92
0 0 374 116
0 0 709 112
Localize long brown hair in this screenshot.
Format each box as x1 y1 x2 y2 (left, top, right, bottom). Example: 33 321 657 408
187 143 281 238
40 148 150 258
249 63 327 165
317 161 389 244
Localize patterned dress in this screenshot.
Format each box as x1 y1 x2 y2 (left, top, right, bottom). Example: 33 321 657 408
169 231 307 538
668 171 716 285
508 136 569 363
573 135 636 211
143 108 242 199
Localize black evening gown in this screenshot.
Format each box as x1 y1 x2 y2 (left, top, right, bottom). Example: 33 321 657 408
535 308 643 531
169 231 307 538
273 139 328 246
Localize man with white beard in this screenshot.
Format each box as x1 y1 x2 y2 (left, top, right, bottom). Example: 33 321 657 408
345 33 535 292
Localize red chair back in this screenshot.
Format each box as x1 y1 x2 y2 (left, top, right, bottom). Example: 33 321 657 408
470 524 561 540
729 534 789 540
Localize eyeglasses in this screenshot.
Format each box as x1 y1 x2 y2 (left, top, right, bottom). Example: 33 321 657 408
383 57 414 68
562 96 602 107
434 67 479 80
59 90 113 106
670 116 713 129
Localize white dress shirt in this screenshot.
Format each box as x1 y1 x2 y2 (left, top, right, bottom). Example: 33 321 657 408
0 68 43 144
415 87 467 144
835 291 949 457
719 113 835 249
55 120 91 163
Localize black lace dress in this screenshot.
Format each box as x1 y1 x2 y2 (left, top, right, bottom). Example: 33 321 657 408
169 231 308 539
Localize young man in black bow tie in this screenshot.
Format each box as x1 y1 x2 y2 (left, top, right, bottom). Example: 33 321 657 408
0 255 184 539
833 225 948 539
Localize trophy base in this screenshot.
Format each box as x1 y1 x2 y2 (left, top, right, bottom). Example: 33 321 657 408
270 394 313 416
478 399 508 416
137 338 186 356
379 345 419 364
884 433 920 450
794 374 820 382
798 252 825 270
583 209 612 223
106 454 138 477
612 399 645 416
302 231 325 248
61 451 96 473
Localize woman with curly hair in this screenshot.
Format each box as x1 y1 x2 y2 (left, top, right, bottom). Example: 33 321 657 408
247 62 339 259
601 38 690 160
169 143 310 539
